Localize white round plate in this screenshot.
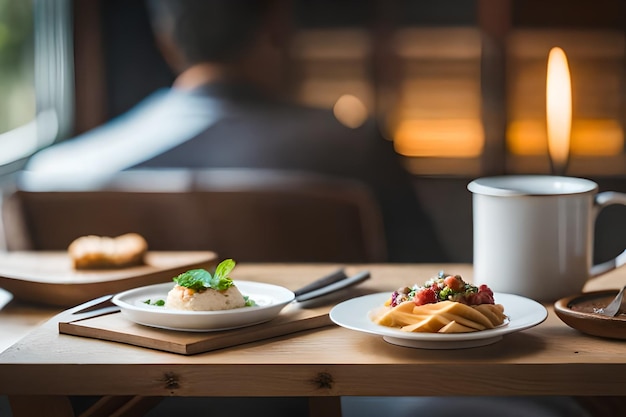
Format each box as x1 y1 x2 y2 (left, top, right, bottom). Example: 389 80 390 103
112 281 295 332
329 292 547 349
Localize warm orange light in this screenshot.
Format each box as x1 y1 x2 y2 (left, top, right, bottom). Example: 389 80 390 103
546 47 572 174
333 94 368 128
394 119 484 157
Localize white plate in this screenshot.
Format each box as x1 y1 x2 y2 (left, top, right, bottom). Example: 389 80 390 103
329 292 547 349
112 281 295 332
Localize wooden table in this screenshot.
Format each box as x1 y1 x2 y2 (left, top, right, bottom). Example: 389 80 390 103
2 263 626 417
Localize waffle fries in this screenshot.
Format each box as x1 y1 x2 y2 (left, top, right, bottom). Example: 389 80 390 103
371 300 506 333
371 272 507 333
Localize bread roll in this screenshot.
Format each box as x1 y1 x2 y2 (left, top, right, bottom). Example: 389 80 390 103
68 233 148 269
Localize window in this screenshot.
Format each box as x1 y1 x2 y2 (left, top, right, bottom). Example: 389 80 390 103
290 0 625 177
41 0 625 179
506 19 625 175
0 0 73 173
0 0 34 170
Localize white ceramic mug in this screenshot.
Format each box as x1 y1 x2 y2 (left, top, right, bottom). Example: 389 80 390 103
468 175 626 302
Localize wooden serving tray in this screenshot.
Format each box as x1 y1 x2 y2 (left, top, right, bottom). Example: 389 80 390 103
58 304 332 355
0 251 218 307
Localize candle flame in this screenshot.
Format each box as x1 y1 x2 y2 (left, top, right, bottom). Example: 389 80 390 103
546 47 572 175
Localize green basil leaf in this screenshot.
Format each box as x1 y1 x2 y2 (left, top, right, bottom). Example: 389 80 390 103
172 259 237 291
210 259 236 290
173 268 213 291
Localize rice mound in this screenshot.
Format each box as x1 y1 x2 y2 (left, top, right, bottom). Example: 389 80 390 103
165 285 246 311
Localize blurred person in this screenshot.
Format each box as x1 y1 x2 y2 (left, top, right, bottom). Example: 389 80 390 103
22 1 593 417
25 0 446 264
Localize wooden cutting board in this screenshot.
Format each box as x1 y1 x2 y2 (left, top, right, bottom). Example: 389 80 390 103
58 303 333 355
0 251 218 307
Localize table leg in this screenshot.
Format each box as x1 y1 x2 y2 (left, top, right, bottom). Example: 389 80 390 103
9 395 74 417
308 396 341 417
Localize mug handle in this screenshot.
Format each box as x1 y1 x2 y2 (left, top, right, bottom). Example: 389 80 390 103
590 191 626 277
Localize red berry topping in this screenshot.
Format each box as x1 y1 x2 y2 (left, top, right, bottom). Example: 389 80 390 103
444 275 465 292
414 288 437 306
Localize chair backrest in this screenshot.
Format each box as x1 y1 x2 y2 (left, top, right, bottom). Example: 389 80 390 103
1 168 387 263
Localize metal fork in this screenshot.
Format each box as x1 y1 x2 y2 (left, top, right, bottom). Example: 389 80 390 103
596 285 626 317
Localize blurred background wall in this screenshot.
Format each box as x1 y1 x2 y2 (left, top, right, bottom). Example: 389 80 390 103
0 0 624 263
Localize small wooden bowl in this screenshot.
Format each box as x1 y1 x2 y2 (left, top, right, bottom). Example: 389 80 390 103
554 290 626 340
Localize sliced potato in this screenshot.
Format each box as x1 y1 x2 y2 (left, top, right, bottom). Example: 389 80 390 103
373 302 431 327
372 297 507 334
474 304 507 326
438 320 477 333
401 314 451 333
414 301 493 329
440 313 487 330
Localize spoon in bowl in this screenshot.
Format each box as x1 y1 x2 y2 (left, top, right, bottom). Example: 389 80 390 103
596 285 626 317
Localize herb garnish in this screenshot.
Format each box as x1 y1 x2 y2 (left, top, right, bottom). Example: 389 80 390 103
144 299 165 306
172 259 236 291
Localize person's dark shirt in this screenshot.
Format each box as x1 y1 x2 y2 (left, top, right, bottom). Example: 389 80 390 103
26 82 447 262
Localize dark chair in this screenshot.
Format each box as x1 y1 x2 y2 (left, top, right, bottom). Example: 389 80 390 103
1 168 387 262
